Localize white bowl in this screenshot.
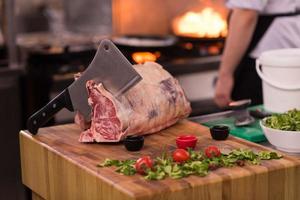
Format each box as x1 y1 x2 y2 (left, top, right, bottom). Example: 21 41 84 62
260 119 300 153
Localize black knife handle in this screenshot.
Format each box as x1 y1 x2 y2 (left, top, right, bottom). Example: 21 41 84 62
27 89 73 135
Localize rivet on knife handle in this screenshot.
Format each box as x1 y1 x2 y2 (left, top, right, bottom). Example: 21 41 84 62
27 89 73 134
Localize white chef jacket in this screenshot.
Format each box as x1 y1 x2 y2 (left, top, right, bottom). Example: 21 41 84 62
227 0 300 58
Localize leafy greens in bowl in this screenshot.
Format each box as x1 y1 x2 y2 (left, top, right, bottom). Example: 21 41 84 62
264 109 300 131
260 109 300 153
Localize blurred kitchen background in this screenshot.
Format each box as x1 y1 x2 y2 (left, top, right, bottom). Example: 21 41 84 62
0 0 228 199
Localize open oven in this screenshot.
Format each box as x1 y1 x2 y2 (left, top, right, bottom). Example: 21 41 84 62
111 0 229 115
19 0 229 128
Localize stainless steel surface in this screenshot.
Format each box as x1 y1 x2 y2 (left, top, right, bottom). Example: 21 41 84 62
189 101 256 125
68 39 142 120
234 109 255 127
112 35 177 47
189 110 234 123
230 100 255 127
63 0 112 35
164 55 221 75
189 100 254 126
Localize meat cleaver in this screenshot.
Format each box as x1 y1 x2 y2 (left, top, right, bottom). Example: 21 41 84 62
27 39 142 134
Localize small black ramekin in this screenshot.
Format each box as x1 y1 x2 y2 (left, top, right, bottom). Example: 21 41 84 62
210 125 230 140
123 135 144 151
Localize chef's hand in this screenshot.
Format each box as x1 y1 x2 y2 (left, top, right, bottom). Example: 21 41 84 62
213 8 258 108
214 73 233 108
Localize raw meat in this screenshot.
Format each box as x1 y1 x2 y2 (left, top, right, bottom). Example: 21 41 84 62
76 62 191 142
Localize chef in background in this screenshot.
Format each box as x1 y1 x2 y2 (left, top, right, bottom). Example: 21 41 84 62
214 0 300 108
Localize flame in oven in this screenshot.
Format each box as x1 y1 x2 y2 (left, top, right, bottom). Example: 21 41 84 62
172 7 228 38
132 52 161 64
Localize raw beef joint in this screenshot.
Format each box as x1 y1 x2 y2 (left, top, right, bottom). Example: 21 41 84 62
75 62 191 142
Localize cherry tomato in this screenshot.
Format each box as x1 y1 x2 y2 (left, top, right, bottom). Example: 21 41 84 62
172 149 190 163
205 146 221 158
135 156 153 174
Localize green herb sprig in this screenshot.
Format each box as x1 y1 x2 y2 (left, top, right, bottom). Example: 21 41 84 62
97 158 136 176
97 149 282 180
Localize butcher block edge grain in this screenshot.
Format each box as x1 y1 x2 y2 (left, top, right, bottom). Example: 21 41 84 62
19 120 300 200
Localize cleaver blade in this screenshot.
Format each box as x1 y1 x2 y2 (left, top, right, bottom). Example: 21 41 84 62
27 39 142 134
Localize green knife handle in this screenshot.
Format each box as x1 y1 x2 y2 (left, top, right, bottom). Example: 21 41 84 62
27 89 73 135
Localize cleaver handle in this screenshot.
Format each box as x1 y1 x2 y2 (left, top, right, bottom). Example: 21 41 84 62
27 89 73 135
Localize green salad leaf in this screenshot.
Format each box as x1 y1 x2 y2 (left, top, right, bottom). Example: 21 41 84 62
97 149 282 180
97 158 121 167
264 109 300 131
97 158 136 176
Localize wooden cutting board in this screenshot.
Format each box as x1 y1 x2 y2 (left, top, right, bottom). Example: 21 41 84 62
19 120 300 200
